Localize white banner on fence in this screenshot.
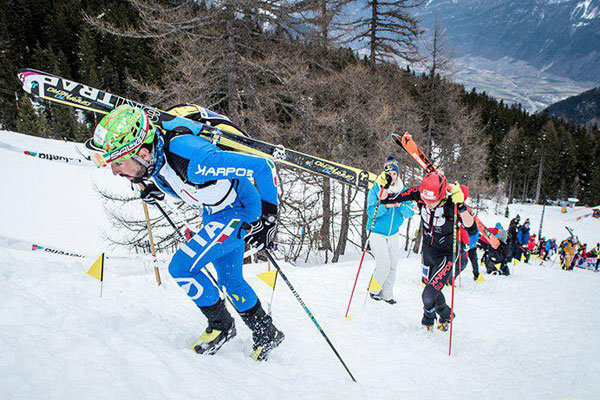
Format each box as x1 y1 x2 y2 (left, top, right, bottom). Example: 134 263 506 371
0 140 92 167
0 233 165 262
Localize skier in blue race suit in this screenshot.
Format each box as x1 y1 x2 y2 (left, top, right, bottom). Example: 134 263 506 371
85 104 283 361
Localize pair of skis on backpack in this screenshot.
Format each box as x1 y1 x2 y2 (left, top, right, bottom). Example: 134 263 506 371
16 68 500 249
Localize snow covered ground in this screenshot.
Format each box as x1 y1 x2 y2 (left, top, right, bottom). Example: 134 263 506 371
1 131 599 399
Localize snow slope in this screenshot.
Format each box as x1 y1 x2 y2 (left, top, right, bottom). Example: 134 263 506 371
1 131 600 399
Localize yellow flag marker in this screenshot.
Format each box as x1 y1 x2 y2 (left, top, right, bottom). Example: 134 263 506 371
368 276 382 292
475 274 486 282
87 253 105 297
256 270 278 290
87 253 104 281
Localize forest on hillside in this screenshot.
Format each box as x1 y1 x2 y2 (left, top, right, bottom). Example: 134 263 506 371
1 0 599 259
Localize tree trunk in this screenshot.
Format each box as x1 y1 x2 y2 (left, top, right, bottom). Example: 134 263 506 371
320 0 329 47
413 224 422 254
320 177 332 262
425 28 438 159
535 151 544 204
404 217 412 251
521 171 529 202
369 0 378 66
333 185 351 262
361 188 369 248
226 16 241 124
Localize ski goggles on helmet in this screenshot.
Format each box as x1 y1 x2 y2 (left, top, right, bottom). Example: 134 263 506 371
86 127 151 168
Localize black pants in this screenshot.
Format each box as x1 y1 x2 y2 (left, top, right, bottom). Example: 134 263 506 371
468 247 479 278
485 244 510 275
421 244 466 325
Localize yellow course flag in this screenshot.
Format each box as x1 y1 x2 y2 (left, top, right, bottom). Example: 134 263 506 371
368 276 382 292
87 253 104 281
256 270 278 289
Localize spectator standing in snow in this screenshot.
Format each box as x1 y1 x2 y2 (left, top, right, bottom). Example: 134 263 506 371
366 156 414 304
516 219 531 262
483 222 510 275
528 233 536 260
466 231 482 281
507 215 520 262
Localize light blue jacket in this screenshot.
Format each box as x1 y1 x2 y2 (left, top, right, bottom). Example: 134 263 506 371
366 182 414 236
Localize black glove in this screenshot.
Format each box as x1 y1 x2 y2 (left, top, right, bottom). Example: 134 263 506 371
243 201 278 250
380 192 402 205
140 183 165 205
384 173 393 189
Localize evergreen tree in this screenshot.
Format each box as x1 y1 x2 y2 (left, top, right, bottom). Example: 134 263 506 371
15 97 47 137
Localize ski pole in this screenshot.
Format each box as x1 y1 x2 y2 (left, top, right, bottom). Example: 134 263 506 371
263 250 357 382
153 201 186 241
449 203 458 357
138 184 162 286
549 253 559 268
267 269 279 316
344 185 385 319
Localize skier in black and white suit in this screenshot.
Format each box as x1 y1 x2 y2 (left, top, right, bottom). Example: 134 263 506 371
382 171 478 330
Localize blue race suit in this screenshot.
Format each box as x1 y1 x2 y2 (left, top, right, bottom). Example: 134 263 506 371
150 121 278 313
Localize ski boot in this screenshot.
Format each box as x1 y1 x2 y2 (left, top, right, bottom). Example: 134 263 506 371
437 310 455 332
369 292 383 301
421 309 436 332
192 300 236 355
370 292 397 304
437 320 450 332
241 300 285 361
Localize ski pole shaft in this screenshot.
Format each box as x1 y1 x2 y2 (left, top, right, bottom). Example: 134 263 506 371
449 203 458 357
344 186 385 318
264 251 357 382
267 270 279 315
154 202 186 241
139 184 162 286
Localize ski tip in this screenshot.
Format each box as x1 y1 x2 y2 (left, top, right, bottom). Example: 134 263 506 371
391 130 412 146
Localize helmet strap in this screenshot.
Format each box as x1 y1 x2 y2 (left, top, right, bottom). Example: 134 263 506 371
132 153 151 169
131 144 156 182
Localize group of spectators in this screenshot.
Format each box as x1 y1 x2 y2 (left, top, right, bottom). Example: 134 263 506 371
476 214 528 276
557 237 599 272
476 214 599 274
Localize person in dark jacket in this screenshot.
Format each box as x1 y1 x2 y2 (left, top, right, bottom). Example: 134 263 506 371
517 219 531 263
507 215 520 262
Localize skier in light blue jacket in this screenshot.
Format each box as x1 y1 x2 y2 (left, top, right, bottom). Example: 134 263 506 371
366 156 414 304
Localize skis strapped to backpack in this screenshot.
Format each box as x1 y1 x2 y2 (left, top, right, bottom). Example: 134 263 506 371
16 68 376 189
391 130 500 249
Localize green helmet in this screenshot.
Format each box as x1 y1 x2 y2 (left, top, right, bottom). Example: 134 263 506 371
85 105 156 167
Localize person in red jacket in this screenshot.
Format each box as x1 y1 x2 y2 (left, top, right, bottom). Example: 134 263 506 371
382 171 478 331
528 234 537 261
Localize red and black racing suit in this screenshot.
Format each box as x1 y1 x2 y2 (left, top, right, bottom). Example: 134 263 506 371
383 186 478 326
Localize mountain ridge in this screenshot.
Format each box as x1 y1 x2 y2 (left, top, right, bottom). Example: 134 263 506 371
545 86 600 126
418 0 600 83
